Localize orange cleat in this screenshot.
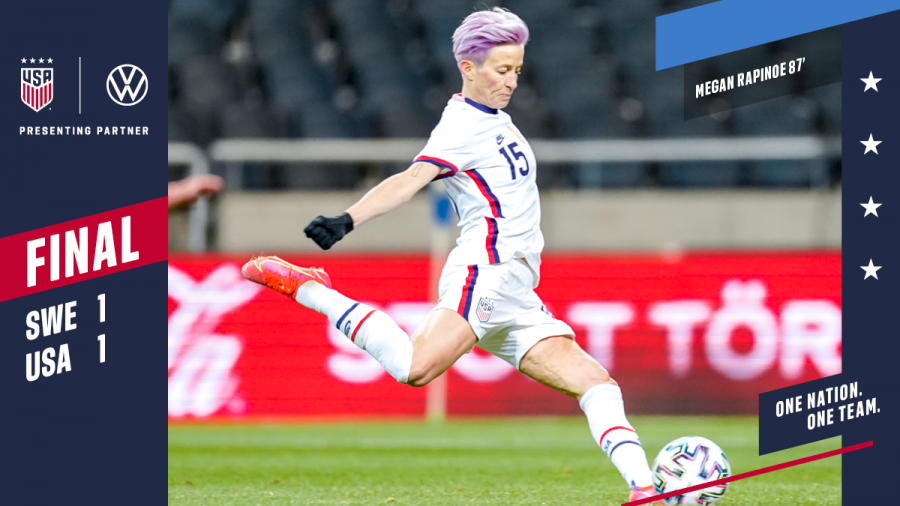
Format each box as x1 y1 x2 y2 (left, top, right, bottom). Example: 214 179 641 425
627 484 664 505
241 256 332 300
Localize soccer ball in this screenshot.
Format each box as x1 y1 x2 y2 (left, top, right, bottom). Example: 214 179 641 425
651 436 731 505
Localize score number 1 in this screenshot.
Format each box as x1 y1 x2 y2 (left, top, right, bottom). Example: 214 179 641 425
98 294 105 363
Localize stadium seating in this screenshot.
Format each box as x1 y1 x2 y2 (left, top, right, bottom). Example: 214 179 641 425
167 0 840 190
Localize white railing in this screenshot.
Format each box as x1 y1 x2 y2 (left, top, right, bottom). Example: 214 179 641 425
170 136 841 251
208 136 841 163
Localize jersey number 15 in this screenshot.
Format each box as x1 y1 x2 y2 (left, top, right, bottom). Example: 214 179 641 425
499 142 530 180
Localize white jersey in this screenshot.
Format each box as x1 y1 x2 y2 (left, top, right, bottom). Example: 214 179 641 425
415 94 544 286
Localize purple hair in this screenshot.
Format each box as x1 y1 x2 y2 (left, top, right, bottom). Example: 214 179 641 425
452 7 529 68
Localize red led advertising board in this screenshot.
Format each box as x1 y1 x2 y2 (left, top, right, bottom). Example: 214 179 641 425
168 252 840 419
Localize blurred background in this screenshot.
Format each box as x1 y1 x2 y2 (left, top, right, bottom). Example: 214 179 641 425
167 0 841 421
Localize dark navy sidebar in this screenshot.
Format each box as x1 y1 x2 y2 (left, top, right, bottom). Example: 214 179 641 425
0 1 165 503
842 10 900 505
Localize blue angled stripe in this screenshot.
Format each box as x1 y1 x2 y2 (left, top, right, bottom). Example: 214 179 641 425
656 0 900 70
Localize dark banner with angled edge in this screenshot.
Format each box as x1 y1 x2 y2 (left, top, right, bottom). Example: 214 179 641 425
759 374 877 455
683 27 841 120
0 1 165 504
657 2 900 505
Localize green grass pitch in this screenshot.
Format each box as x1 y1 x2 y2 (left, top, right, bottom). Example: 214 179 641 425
168 417 840 505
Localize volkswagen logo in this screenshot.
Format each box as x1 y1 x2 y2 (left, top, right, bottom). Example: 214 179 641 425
107 64 148 106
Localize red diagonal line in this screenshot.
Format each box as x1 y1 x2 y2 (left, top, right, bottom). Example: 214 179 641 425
623 440 872 506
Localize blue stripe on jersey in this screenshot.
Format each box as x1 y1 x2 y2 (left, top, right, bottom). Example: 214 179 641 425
462 266 479 319
486 217 500 264
468 169 504 218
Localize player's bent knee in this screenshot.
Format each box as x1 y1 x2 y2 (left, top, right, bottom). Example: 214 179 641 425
587 364 617 388
597 375 618 387
576 373 617 399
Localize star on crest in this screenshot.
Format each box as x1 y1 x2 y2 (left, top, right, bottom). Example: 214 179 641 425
29 58 35 64
21 57 26 64
38 58 44 64
47 58 53 64
861 134 881 155
861 71 882 92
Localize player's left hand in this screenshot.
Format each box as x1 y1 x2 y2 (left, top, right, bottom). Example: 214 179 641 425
304 213 354 250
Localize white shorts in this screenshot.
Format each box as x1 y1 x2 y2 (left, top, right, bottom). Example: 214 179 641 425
435 258 575 369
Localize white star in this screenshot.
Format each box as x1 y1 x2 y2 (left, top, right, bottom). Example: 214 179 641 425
861 259 882 280
47 57 53 64
861 134 882 155
861 71 882 92
29 58 35 63
38 58 44 64
20 57 26 64
861 197 882 217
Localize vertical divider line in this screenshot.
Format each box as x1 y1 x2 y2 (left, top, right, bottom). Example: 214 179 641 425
79 57 81 114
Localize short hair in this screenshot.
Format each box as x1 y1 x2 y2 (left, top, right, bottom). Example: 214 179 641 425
452 7 529 68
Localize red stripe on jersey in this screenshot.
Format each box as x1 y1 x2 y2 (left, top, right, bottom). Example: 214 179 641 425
457 265 477 317
465 170 503 218
415 156 459 178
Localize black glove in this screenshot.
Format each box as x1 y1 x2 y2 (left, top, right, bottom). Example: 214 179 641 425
304 212 354 250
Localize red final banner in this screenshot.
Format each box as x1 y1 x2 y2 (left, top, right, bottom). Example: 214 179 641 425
0 197 168 303
167 252 840 419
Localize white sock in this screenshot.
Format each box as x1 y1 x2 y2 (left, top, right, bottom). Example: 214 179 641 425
580 384 654 489
294 282 413 383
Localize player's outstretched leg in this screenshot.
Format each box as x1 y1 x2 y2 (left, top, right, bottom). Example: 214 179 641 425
519 337 661 504
581 383 661 504
241 256 413 383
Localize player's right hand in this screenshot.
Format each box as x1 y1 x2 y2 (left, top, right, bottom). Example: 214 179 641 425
304 213 354 250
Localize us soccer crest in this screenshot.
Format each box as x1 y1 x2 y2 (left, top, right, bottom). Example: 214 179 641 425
21 64 53 112
476 297 494 323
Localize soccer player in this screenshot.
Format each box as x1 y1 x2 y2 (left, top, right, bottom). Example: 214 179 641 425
242 8 661 504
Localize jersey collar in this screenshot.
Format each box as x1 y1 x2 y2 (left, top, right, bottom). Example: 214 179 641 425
456 94 498 115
